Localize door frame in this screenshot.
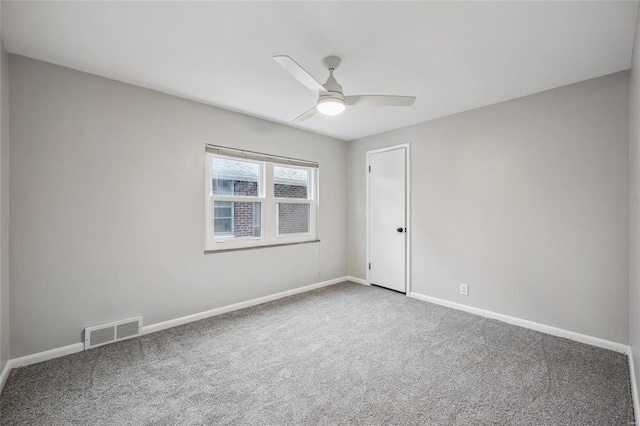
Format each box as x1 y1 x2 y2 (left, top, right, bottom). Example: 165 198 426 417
365 143 411 295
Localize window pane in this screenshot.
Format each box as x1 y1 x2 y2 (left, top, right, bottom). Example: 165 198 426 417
214 201 232 219
212 157 260 197
214 218 232 235
274 166 309 199
212 179 234 196
213 201 261 238
278 203 310 235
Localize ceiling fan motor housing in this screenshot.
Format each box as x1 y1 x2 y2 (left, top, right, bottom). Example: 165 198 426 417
322 70 344 97
317 67 345 115
317 70 346 116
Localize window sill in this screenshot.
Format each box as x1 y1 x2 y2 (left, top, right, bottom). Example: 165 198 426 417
204 239 320 254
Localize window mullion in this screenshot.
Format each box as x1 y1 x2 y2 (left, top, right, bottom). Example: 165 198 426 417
265 163 276 243
204 157 214 250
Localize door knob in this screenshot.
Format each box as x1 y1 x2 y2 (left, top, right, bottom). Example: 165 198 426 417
397 227 404 233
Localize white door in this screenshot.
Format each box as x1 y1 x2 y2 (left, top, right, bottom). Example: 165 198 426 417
368 147 407 293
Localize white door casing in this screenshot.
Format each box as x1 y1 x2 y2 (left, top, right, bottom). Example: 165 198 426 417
367 144 410 293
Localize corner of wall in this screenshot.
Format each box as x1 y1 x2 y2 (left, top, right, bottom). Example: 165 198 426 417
628 3 640 422
0 38 9 374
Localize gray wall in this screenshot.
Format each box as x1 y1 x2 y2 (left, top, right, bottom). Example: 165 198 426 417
347 72 630 344
4 50 633 359
8 55 347 358
629 7 640 398
0 40 9 370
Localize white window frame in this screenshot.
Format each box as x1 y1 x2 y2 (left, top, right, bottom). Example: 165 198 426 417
204 146 318 252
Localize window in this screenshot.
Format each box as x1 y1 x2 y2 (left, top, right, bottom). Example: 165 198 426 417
205 146 318 251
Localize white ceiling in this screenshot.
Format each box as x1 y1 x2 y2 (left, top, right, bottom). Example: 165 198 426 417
2 1 638 141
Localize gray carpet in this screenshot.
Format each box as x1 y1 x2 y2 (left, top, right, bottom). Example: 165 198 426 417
0 282 634 425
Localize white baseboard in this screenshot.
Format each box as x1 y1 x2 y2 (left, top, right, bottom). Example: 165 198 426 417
9 343 85 369
0 342 84 394
0 276 349 394
346 276 369 286
142 276 347 335
408 292 629 354
630 349 640 425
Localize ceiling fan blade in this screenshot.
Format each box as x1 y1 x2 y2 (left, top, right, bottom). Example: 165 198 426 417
345 95 416 107
292 106 318 123
274 55 326 95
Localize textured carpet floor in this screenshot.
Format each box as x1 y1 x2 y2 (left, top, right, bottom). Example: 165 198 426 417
0 282 634 425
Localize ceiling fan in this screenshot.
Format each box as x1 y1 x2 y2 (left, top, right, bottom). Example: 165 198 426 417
274 55 416 123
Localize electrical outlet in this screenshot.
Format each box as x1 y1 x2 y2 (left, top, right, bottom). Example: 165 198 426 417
459 283 469 296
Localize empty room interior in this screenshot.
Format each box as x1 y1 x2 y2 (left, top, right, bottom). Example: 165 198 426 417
2 0 640 424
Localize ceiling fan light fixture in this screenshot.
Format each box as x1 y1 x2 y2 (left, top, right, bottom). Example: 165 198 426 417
316 97 346 115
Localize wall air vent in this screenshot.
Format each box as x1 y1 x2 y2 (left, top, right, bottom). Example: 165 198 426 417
84 317 143 350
